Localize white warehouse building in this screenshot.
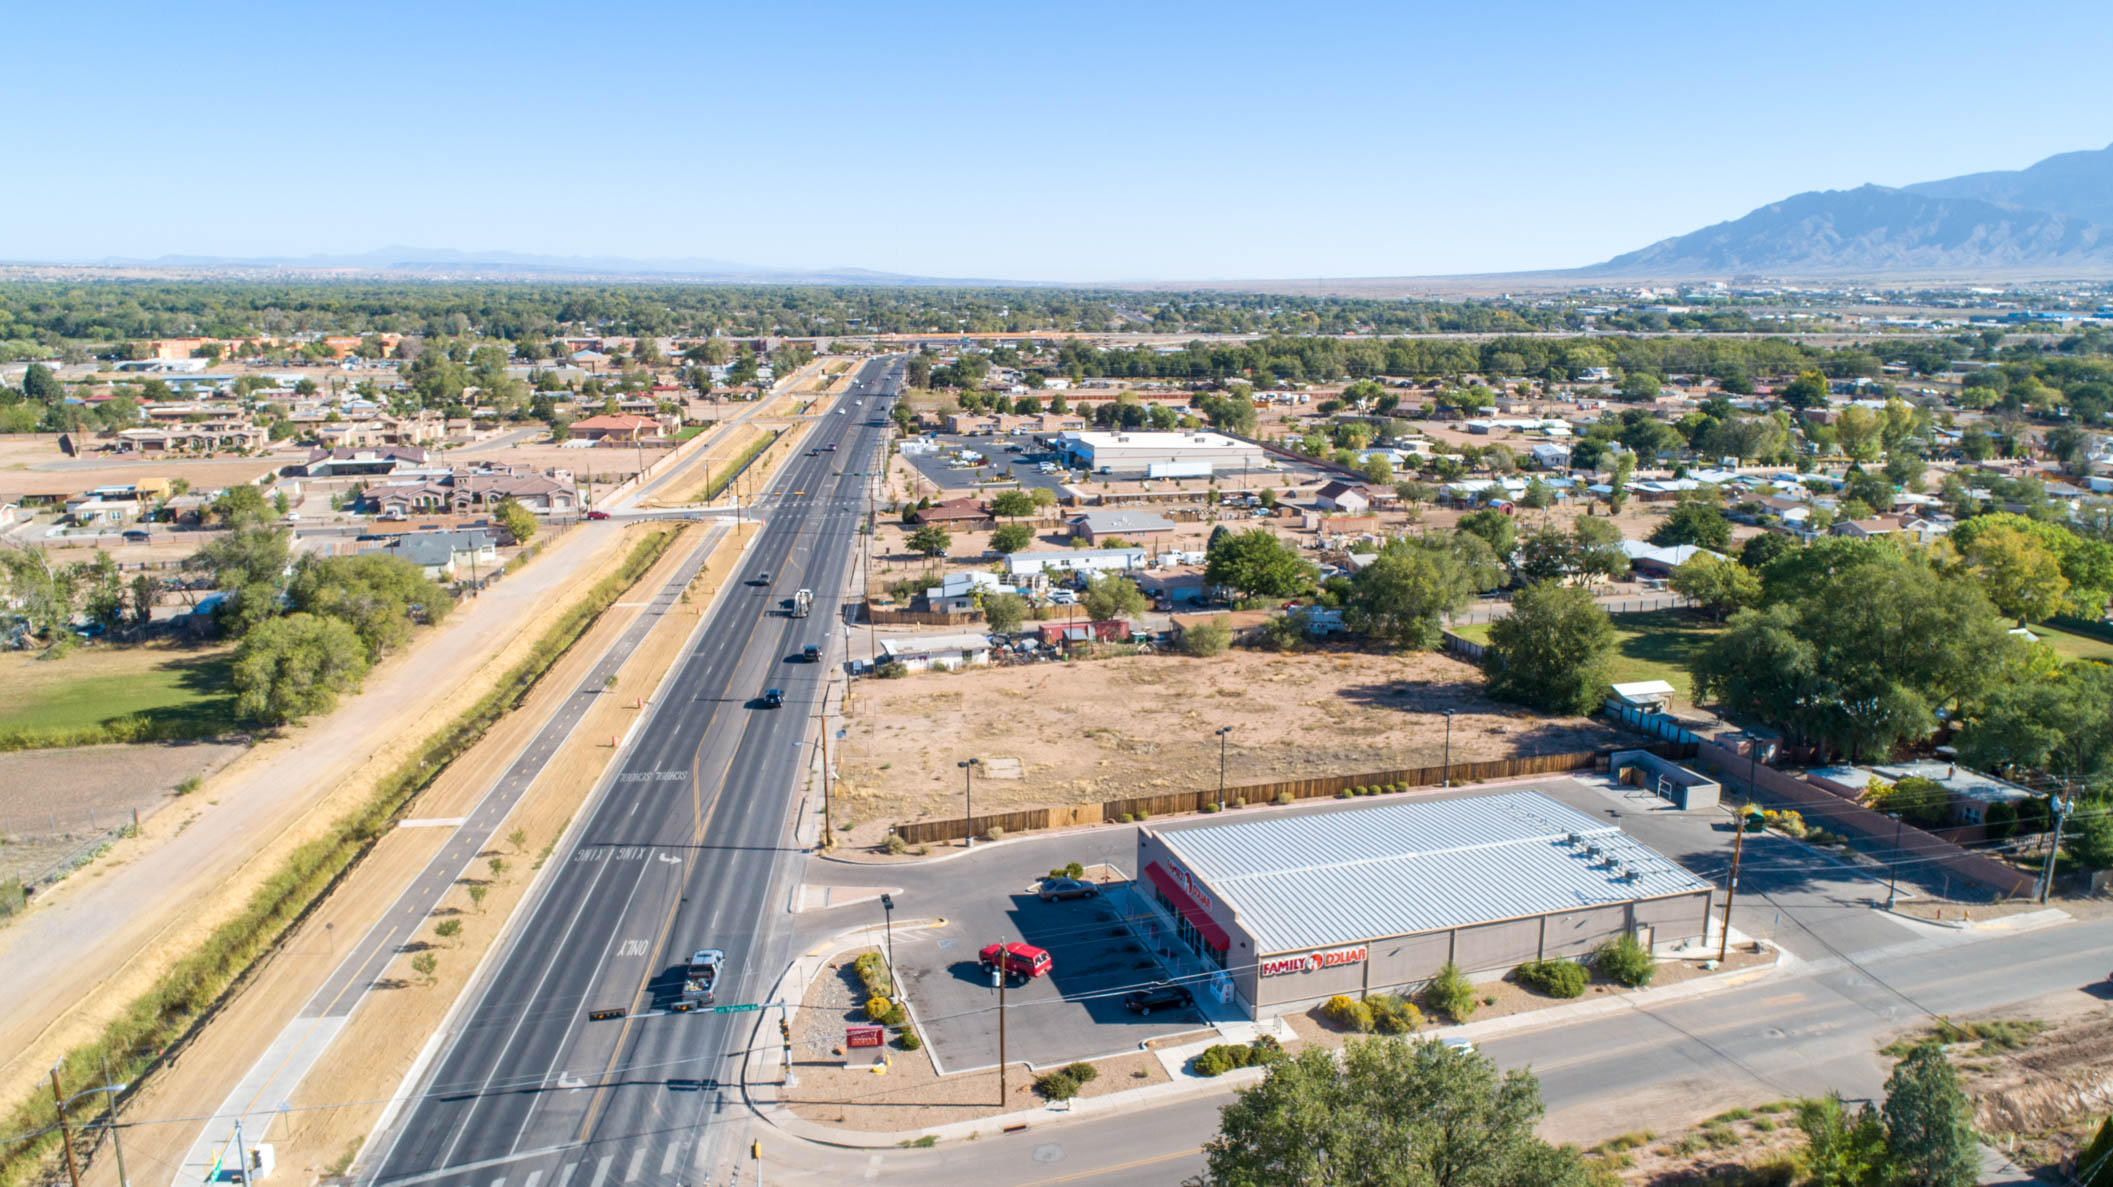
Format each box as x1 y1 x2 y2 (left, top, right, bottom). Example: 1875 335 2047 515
1055 430 1266 474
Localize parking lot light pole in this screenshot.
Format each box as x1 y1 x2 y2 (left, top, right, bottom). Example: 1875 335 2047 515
1215 726 1233 810
958 758 981 848
1442 709 1455 787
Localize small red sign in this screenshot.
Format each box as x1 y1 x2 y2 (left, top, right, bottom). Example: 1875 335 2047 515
846 1024 886 1049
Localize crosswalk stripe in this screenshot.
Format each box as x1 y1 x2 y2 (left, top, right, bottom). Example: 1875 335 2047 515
624 1149 646 1181
588 1155 614 1187
555 1161 578 1187
523 1172 543 1187
660 1145 680 1178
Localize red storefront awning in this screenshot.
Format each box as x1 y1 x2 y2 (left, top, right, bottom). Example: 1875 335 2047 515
1143 862 1231 951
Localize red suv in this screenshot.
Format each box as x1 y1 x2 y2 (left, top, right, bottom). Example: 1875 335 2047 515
979 941 1052 982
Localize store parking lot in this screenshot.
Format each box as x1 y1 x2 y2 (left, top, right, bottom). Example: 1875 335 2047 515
897 878 1211 1071
899 431 1077 495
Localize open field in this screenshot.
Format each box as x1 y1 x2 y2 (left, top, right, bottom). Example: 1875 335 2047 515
834 646 1622 838
0 434 292 500
0 641 236 743
2032 622 2113 663
1452 607 1723 704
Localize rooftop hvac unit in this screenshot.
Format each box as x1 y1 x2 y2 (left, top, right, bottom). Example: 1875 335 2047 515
1563 832 1581 846
1582 844 1602 860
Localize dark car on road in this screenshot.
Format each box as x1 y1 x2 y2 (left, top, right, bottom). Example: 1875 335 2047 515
1037 877 1100 902
1123 982 1194 1015
762 688 784 708
802 644 821 663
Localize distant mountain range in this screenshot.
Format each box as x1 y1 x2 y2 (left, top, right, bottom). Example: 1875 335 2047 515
27 246 1010 286
1586 142 2113 278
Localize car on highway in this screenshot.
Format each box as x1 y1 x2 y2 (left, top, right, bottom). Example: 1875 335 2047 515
1122 982 1194 1015
752 570 771 586
801 644 820 663
1037 877 1100 902
761 688 784 708
826 443 838 451
120 529 151 543
979 941 1052 983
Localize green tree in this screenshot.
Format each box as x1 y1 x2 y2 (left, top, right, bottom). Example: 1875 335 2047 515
907 524 951 558
988 489 1036 519
1343 545 1473 650
288 553 453 661
1956 663 2113 786
1608 452 1636 512
1881 1044 1980 1187
1201 1039 1591 1187
1455 509 1517 560
0 548 79 640
212 484 273 529
1181 616 1234 657
231 612 371 725
1082 574 1148 622
1962 521 2067 624
1740 532 1795 572
1649 501 1731 550
1796 1093 1888 1187
990 522 1034 554
493 497 537 545
1485 582 1615 715
186 526 293 638
1779 369 1829 410
983 592 1028 634
1205 528 1315 599
1669 553 1760 621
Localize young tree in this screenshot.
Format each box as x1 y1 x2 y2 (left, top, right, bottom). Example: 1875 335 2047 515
1608 452 1636 512
988 489 1036 519
231 612 371 725
1205 528 1314 599
1202 1039 1589 1187
1456 508 1518 560
1881 1044 1980 1187
1485 582 1615 715
1181 616 1234 657
493 497 538 545
1796 1093 1888 1187
983 592 1028 635
1082 574 1148 622
907 524 951 558
989 522 1035 554
211 484 273 529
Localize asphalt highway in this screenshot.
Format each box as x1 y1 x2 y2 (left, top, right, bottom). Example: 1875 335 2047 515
364 356 904 1187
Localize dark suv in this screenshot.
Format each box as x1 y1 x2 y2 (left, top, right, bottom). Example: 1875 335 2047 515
762 688 784 708
1123 982 1194 1015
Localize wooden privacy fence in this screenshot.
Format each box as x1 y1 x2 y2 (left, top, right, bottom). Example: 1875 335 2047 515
889 749 1609 846
862 603 981 626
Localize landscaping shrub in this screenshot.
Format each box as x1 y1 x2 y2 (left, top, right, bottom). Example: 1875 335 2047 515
985 826 1005 842
882 833 909 855
1322 994 1375 1033
1366 993 1423 1034
864 995 894 1023
1047 862 1084 880
1515 958 1589 999
1201 802 1220 813
1194 1043 1256 1077
1035 1069 1083 1100
897 1028 922 1051
1275 792 1294 806
853 951 892 997
1336 788 1354 799
1594 933 1657 988
1422 962 1478 1023
1062 1061 1097 1085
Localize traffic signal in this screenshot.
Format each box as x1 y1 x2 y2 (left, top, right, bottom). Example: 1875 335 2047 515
778 1019 791 1043
751 1141 761 1160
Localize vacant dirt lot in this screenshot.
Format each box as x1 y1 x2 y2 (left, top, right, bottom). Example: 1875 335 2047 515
0 434 292 500
0 740 248 884
834 647 1622 835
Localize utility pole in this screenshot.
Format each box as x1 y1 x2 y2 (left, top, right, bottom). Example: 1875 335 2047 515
1215 726 1233 810
49 1070 81 1187
815 686 834 847
1885 813 1903 910
1718 807 1745 963
959 758 979 847
1442 709 1455 787
2040 795 2075 904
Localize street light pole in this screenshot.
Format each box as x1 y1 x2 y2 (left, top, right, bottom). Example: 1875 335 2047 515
1885 812 1903 910
1442 709 1455 787
958 758 980 848
1215 726 1233 810
879 893 896 990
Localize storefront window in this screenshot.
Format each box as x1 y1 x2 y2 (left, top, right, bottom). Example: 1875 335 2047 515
1155 887 1227 968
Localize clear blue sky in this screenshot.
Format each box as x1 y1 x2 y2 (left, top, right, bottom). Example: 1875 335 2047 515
9 0 2110 281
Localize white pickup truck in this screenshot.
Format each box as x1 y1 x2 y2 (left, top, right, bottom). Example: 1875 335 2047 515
674 948 724 1011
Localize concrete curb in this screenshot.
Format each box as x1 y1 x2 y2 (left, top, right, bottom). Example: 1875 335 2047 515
741 932 1787 1150
1877 905 2070 934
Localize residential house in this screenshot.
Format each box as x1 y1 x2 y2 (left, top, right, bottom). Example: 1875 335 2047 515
303 445 431 476
1036 619 1131 649
385 530 499 580
1168 608 1274 644
910 497 996 531
1831 518 1897 540
1068 509 1176 545
922 569 1015 614
568 413 669 443
879 631 993 672
65 494 141 527
1313 481 1370 513
1005 548 1145 586
1618 539 1720 578
112 420 266 454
